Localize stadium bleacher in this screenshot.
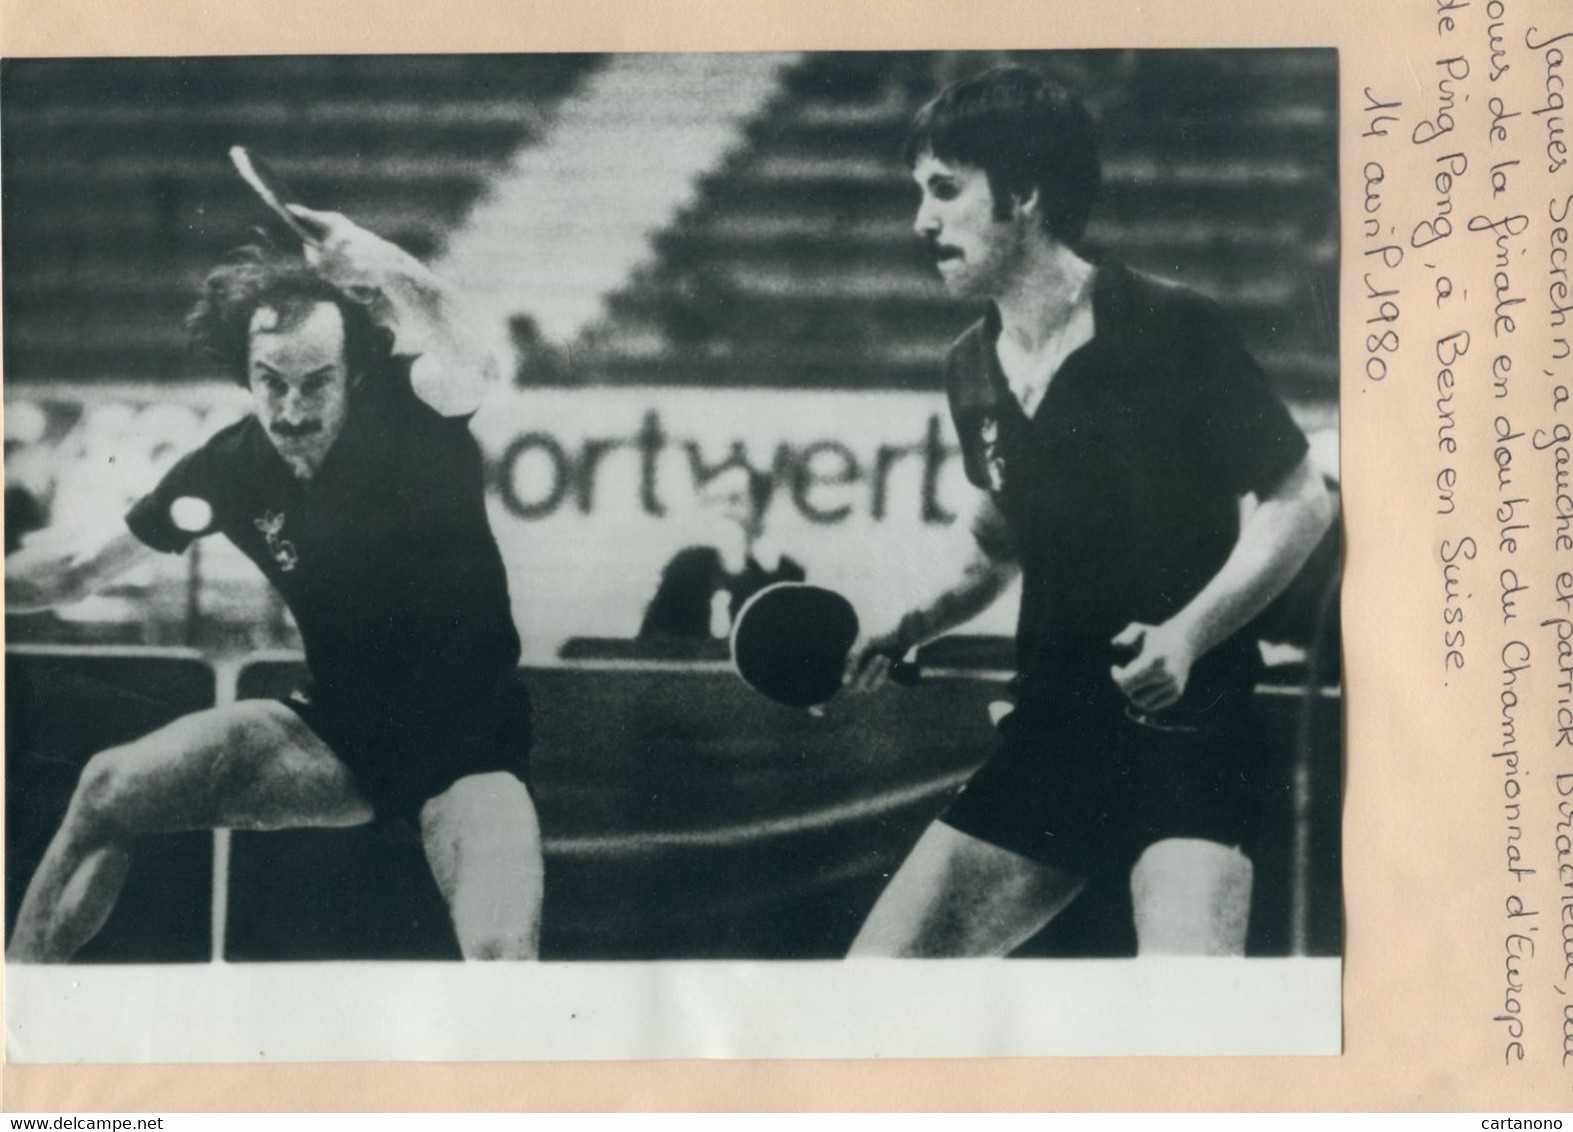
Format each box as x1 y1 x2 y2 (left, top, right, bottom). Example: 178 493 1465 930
4 50 1336 406
2 54 603 382
581 50 1338 410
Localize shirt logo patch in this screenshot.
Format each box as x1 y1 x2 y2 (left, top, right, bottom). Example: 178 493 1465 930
254 509 299 572
979 415 1007 492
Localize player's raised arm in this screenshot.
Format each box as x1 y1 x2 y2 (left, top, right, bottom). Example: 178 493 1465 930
287 205 501 417
844 489 1020 693
5 526 157 614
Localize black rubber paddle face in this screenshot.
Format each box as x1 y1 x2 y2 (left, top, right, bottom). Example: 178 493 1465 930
731 583 860 708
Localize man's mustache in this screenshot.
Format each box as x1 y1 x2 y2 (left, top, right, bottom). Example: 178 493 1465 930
926 237 962 262
271 420 322 439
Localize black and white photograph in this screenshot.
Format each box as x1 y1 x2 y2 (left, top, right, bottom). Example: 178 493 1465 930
3 48 1342 1061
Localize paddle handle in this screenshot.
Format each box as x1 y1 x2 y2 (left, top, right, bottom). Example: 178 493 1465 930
229 146 321 248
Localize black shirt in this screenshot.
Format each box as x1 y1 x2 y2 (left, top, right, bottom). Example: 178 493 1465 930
126 373 521 726
944 263 1308 724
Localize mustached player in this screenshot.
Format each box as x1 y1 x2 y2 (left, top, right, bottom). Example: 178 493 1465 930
844 67 1336 957
7 207 542 961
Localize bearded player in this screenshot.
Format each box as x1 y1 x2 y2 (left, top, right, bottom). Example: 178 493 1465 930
7 207 542 962
844 66 1336 957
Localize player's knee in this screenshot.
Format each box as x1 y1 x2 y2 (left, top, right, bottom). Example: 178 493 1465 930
426 772 540 845
1131 838 1253 956
70 747 145 838
1132 838 1251 892
447 770 534 809
169 702 290 808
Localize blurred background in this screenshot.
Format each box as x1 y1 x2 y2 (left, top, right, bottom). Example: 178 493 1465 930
3 49 1341 962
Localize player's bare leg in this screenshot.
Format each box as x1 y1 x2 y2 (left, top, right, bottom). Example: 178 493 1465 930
8 700 373 963
1129 838 1253 956
419 771 544 960
848 821 1086 957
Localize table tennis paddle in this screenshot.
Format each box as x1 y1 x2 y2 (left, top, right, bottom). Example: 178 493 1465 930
229 145 320 247
730 582 919 709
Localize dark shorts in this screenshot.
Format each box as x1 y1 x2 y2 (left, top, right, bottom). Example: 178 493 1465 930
283 672 534 823
941 701 1265 882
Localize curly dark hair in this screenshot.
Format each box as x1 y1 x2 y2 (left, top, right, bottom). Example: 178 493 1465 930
904 65 1102 247
186 247 396 387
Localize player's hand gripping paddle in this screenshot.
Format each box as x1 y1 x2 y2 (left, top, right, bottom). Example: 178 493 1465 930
730 582 919 709
229 146 320 247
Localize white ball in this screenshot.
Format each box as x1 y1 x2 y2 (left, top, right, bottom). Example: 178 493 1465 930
170 496 213 533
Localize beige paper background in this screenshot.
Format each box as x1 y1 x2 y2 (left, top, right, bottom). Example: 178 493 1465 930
3 0 1571 1111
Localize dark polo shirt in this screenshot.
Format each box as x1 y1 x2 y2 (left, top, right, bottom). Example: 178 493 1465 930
127 371 521 728
944 262 1308 728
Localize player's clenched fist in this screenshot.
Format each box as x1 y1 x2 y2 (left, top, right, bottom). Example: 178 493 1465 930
1109 620 1199 715
843 629 905 693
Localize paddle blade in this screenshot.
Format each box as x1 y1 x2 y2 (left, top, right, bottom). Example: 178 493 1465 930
730 583 860 709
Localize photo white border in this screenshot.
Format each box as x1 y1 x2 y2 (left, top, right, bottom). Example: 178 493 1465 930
6 958 1340 1063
